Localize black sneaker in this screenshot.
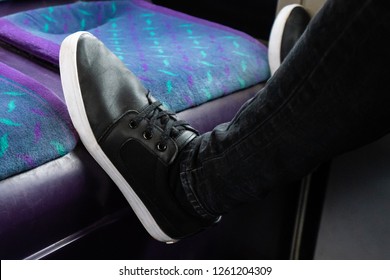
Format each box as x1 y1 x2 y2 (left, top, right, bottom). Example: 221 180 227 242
268 4 311 74
59 31 220 243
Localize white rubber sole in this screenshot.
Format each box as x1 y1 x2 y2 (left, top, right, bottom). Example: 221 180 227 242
59 31 177 244
268 4 302 75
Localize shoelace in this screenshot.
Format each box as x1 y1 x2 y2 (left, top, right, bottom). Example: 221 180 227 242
129 99 190 151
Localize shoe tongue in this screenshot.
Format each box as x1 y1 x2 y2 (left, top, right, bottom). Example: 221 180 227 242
144 93 194 139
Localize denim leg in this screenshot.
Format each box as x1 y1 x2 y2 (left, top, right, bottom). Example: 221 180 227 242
180 0 390 216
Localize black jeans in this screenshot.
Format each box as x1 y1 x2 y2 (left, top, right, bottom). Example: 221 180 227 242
179 0 390 217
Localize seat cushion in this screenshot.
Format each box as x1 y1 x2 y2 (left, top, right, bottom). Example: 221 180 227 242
0 62 77 180
0 0 270 112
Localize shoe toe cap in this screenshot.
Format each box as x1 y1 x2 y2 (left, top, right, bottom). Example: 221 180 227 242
76 33 150 139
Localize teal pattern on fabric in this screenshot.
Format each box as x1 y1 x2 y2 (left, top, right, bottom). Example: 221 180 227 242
0 0 270 113
0 63 77 180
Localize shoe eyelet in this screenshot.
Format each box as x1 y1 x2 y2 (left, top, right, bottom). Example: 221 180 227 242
129 120 138 129
156 142 167 152
143 130 153 140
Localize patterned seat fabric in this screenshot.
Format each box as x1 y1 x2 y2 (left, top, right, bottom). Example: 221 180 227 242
0 0 269 112
0 63 77 180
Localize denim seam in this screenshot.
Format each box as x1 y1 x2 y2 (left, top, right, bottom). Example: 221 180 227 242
180 146 221 219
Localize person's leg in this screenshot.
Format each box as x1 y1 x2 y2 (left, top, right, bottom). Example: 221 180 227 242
181 0 390 216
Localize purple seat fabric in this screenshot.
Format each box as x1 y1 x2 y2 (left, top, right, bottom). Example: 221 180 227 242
0 0 269 112
0 62 77 180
